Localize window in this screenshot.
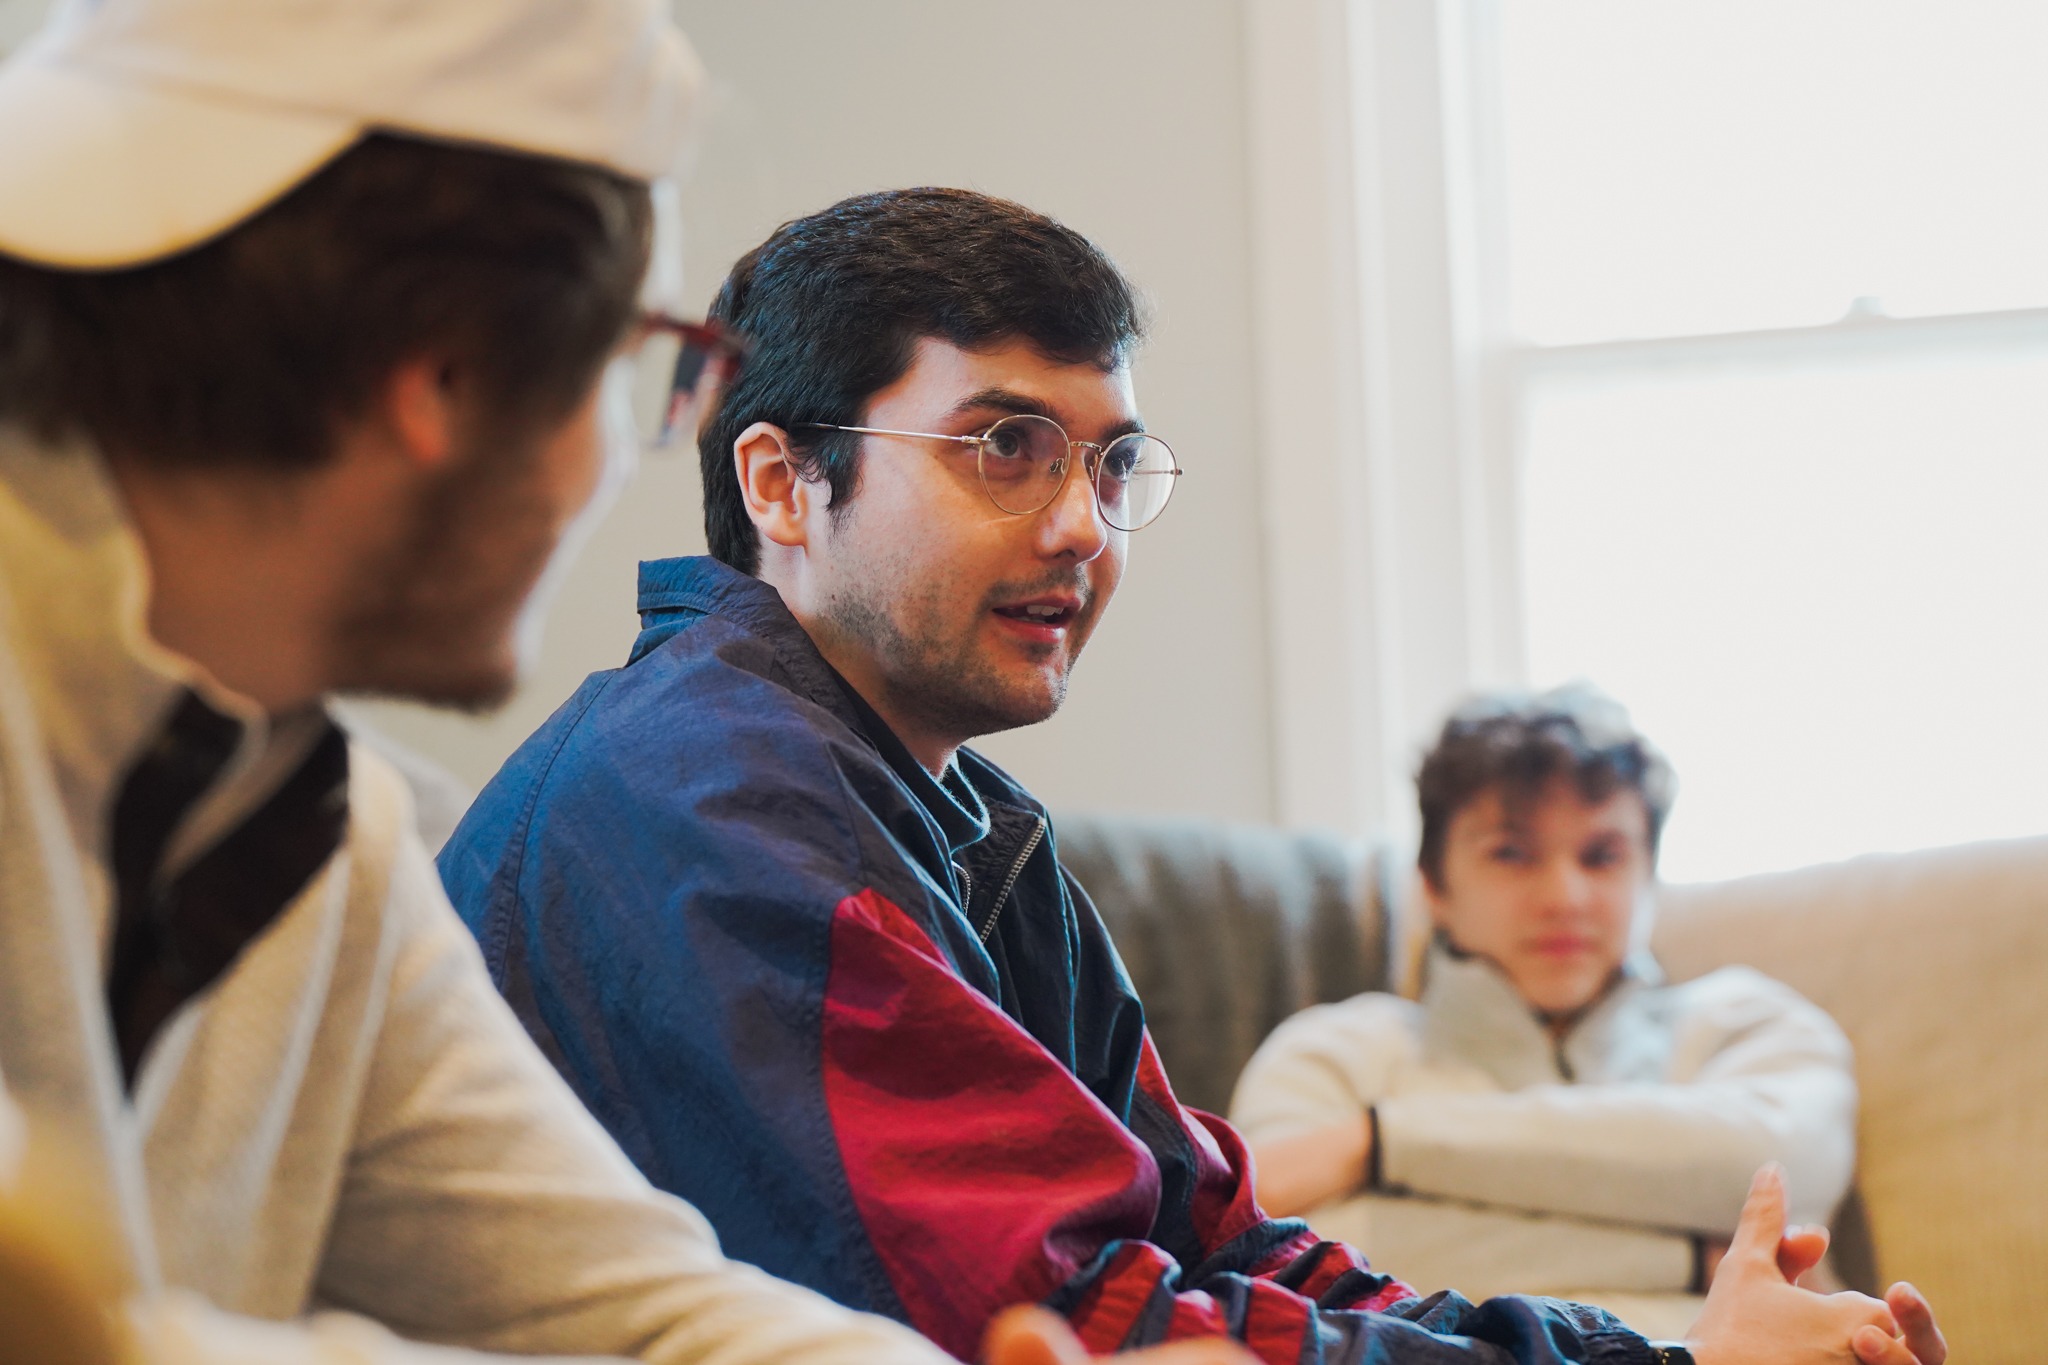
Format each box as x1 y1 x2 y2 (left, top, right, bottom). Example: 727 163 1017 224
1496 1 2048 879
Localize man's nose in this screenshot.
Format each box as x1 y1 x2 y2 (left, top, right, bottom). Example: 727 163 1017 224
1035 453 1111 559
1538 857 1593 912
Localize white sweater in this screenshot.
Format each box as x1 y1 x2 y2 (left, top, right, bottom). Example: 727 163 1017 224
0 428 955 1365
1228 939 1856 1339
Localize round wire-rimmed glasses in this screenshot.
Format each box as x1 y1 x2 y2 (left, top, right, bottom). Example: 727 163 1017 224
796 413 1182 531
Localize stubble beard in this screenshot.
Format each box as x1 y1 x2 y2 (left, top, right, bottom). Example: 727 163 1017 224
821 568 1087 747
327 435 558 712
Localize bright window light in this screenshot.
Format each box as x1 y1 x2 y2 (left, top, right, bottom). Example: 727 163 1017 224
1505 3 2048 880
1502 1 2048 344
1523 347 2048 880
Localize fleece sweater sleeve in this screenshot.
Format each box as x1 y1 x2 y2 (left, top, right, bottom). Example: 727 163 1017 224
1307 1192 1696 1300
309 837 953 1365
1375 975 1857 1234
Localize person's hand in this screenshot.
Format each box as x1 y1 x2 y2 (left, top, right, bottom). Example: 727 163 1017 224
1775 1218 1836 1288
1699 1216 1831 1293
1247 1115 1372 1218
0 1174 121 1365
982 1305 1256 1365
1695 1237 1729 1289
1686 1166 1902 1365
1852 1283 1947 1365
1732 1180 1946 1364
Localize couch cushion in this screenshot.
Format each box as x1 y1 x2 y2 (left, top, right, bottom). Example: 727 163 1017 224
1654 835 2048 1365
1054 813 1393 1115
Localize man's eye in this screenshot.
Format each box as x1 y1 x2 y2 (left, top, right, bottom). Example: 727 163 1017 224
1582 842 1624 870
1488 844 1530 864
984 427 1032 462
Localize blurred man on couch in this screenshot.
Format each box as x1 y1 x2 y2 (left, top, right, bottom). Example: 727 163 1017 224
1232 686 1858 1339
439 188 1943 1365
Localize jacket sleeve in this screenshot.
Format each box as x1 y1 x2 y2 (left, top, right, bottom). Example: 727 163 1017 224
820 887 1659 1365
307 835 955 1365
1305 1192 1695 1299
1375 974 1857 1234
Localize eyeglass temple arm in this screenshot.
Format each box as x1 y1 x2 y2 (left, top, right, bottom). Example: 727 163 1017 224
794 422 983 447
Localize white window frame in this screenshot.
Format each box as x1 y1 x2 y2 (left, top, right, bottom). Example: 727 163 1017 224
1246 0 2048 842
1245 0 1519 844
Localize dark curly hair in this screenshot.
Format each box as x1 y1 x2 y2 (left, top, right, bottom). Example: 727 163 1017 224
698 187 1146 574
1416 684 1676 891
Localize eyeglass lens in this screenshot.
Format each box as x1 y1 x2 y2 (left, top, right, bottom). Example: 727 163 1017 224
976 414 1179 531
628 323 744 449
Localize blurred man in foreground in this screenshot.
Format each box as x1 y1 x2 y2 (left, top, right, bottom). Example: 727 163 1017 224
0 3 1194 1363
441 189 1945 1365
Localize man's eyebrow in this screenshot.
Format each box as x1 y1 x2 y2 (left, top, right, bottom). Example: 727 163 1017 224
945 385 1147 440
946 387 1054 421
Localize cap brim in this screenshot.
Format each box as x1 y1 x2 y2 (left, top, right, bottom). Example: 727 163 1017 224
0 55 360 268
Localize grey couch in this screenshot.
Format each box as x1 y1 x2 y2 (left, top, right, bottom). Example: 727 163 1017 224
1057 811 2048 1365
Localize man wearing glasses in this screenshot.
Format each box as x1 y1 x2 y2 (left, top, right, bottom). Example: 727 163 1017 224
441 188 1943 1365
0 4 1169 1363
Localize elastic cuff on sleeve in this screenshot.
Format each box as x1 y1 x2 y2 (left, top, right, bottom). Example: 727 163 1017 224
1582 1326 1661 1365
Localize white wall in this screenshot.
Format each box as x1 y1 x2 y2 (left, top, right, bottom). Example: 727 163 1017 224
0 0 42 49
354 0 1284 825
0 0 1511 848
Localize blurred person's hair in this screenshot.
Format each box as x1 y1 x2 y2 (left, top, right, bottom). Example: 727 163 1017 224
1416 683 1676 891
0 133 652 472
699 187 1146 574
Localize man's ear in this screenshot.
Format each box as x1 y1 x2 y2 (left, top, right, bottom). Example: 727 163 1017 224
735 422 823 549
380 359 461 470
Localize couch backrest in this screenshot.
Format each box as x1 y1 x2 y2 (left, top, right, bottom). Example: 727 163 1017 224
1653 835 2048 1365
1054 813 1396 1115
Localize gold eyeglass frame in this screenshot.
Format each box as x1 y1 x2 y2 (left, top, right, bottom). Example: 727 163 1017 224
794 413 1182 531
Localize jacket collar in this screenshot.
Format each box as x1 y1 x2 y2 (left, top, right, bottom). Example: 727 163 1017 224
632 556 1049 924
836 680 993 856
1419 932 1673 1087
634 555 1052 853
634 555 869 734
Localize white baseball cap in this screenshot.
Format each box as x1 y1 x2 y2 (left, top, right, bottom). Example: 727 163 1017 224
0 0 705 268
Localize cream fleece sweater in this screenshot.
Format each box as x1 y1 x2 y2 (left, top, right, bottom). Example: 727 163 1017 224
1229 940 1857 1340
0 428 956 1365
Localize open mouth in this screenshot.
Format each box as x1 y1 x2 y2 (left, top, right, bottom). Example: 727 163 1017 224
993 601 1079 628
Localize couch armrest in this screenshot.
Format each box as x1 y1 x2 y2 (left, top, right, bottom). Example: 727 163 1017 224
1653 834 2048 1364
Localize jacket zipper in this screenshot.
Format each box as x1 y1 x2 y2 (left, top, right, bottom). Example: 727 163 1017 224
977 815 1046 944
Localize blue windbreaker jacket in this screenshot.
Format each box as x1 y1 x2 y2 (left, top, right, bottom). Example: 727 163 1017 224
438 555 1655 1365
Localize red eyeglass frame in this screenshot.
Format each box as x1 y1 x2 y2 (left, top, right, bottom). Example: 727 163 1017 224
636 313 751 438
